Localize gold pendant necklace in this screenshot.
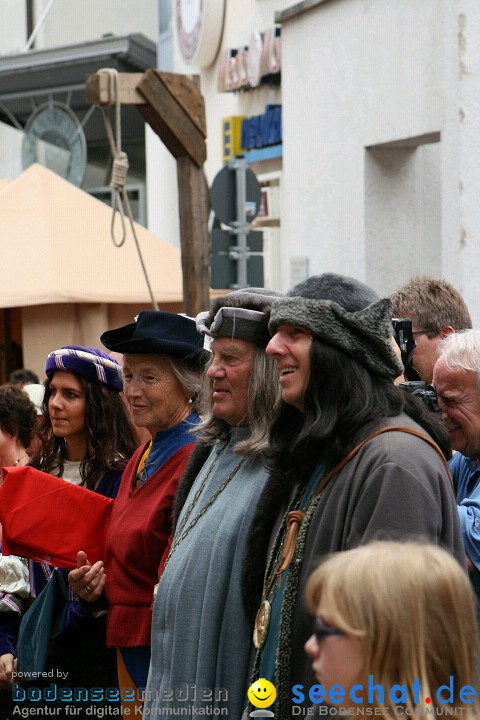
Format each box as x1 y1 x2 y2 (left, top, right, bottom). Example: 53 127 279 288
253 599 272 650
253 509 304 649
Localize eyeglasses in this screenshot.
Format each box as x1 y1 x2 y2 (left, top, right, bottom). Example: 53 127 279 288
313 617 345 643
411 329 435 337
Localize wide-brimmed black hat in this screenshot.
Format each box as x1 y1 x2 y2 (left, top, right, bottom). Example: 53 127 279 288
101 311 208 368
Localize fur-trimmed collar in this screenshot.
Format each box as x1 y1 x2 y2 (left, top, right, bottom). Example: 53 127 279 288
241 467 303 624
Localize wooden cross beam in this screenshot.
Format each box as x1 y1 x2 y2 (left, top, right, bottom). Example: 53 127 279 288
85 69 210 317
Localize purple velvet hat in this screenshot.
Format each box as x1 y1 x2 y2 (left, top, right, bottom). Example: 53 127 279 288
45 346 123 392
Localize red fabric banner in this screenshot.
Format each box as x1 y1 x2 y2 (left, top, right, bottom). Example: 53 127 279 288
0 466 113 568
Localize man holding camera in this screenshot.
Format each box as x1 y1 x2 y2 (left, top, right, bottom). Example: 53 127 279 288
391 276 471 384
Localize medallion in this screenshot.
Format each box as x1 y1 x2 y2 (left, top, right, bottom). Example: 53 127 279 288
253 599 272 650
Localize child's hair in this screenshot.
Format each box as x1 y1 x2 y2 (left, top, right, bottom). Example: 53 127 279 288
306 540 479 715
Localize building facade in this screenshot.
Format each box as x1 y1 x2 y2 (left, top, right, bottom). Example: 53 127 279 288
277 0 478 320
156 0 479 322
1 0 479 326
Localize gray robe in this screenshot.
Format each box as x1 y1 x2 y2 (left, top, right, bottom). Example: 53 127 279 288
144 427 268 719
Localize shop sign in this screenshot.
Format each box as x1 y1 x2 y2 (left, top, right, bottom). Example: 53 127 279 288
221 105 282 162
241 105 282 151
217 26 281 92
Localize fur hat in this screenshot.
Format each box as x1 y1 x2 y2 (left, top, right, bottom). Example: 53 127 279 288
289 273 379 310
196 287 283 346
269 274 403 379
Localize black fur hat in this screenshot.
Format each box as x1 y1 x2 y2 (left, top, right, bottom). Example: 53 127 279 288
269 274 403 379
289 272 379 310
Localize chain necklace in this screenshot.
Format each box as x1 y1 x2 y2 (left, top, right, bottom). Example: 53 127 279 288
163 450 248 570
14 453 28 466
253 463 326 650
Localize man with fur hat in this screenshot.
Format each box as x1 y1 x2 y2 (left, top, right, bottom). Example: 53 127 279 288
245 274 465 719
143 288 282 720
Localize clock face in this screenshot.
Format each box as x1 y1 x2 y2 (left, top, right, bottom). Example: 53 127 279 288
180 0 201 34
22 102 87 187
175 0 225 68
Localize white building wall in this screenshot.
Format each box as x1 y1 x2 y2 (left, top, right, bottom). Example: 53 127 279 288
31 0 157 47
455 0 480 325
281 0 443 288
0 124 23 177
4 1 476 312
280 0 480 322
171 0 291 182
0 0 27 53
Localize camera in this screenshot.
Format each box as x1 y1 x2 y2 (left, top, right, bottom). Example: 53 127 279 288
397 380 439 414
391 317 419 381
392 317 439 414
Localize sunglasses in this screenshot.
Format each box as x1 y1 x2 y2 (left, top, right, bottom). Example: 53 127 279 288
313 617 345 642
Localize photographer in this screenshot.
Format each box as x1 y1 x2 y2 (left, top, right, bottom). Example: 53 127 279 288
391 276 471 383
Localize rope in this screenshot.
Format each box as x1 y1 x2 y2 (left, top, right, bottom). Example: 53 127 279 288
97 68 159 311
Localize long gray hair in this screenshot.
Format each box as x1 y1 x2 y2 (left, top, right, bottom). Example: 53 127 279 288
193 343 281 458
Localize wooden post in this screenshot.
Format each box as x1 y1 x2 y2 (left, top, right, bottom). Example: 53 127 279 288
176 157 210 316
85 69 210 316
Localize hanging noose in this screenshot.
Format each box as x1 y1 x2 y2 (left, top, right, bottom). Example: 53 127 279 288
97 68 159 311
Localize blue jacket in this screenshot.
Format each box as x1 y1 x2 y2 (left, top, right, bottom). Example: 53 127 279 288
449 451 480 597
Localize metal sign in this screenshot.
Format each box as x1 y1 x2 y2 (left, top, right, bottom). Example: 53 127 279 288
210 164 262 226
211 229 264 289
209 159 264 289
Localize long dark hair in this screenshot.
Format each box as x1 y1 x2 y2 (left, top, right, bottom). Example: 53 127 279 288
267 338 450 483
33 374 138 490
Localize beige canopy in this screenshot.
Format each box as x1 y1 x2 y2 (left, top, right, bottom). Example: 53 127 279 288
0 163 183 307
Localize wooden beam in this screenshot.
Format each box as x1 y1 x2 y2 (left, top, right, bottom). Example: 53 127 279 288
158 72 206 138
176 157 210 316
137 70 206 168
85 72 145 107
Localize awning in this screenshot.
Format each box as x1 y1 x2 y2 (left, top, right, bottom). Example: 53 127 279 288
0 33 156 142
0 163 183 307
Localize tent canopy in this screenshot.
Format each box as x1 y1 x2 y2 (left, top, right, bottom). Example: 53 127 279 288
0 164 183 307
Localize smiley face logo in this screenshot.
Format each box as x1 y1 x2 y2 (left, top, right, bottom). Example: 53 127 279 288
247 679 276 708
